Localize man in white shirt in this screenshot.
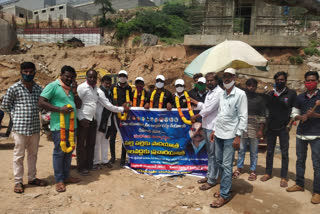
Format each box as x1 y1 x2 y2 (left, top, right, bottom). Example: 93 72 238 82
77 70 127 176
190 74 224 191
94 75 124 170
209 68 248 208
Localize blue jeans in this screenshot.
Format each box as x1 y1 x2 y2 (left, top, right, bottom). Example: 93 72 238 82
203 128 218 185
215 136 235 199
52 130 72 183
237 137 259 171
296 137 320 194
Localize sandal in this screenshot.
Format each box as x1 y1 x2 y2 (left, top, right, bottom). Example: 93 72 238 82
28 178 48 186
213 191 220 198
64 177 81 184
197 177 208 184
260 174 272 182
210 196 230 208
280 178 288 188
14 182 24 194
248 172 257 181
55 182 66 192
199 182 215 191
232 168 241 179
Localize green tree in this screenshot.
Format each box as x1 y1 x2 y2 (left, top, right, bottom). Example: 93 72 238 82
94 0 115 19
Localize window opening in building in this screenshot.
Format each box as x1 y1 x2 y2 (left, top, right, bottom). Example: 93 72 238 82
34 11 38 15
19 13 24 18
42 10 46 13
234 1 252 35
59 6 64 10
50 8 55 11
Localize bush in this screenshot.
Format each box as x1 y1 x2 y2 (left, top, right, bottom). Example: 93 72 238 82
162 3 189 19
98 17 115 28
295 56 304 64
303 47 320 56
115 9 190 40
288 56 296 64
288 56 304 64
132 36 141 46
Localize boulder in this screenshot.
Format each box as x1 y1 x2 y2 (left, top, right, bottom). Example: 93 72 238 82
141 34 158 46
0 18 17 54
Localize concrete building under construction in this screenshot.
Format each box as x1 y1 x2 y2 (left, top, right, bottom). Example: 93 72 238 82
185 0 308 47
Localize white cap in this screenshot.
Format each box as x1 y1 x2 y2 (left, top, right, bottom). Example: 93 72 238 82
135 77 144 82
156 75 165 81
118 70 128 76
175 79 185 86
224 68 236 75
198 77 206 84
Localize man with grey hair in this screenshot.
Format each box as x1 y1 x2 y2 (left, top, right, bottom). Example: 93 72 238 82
209 68 248 208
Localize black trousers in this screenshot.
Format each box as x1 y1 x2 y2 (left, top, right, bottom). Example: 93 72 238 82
265 128 289 178
76 119 97 171
109 116 127 163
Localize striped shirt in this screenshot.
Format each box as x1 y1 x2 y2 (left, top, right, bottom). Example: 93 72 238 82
1 80 43 136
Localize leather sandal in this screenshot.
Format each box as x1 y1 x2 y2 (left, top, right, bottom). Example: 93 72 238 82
14 182 24 194
210 196 230 208
260 174 272 182
55 182 66 192
197 177 208 184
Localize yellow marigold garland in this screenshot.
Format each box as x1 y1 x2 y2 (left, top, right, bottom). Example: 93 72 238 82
133 89 145 107
113 87 130 120
60 104 75 153
150 90 165 109
175 91 194 125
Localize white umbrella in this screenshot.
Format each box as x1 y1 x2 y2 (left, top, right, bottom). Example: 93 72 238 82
184 40 268 77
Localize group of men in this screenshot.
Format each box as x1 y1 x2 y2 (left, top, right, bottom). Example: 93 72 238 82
1 61 319 208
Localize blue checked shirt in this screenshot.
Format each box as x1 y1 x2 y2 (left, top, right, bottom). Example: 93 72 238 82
1 80 43 136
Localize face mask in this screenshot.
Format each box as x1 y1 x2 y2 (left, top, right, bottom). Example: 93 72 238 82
275 82 286 90
245 89 256 97
305 81 317 91
223 80 234 90
176 86 184 93
156 82 164 89
136 86 143 92
119 77 127 84
196 84 206 91
22 74 35 82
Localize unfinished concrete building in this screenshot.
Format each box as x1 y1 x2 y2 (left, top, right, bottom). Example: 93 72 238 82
185 0 308 47
32 4 90 21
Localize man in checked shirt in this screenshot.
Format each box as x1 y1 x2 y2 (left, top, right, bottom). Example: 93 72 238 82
2 62 47 194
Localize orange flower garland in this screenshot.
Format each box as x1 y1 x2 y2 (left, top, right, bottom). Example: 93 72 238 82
175 91 194 125
60 104 75 153
133 89 145 107
113 87 130 120
150 90 165 109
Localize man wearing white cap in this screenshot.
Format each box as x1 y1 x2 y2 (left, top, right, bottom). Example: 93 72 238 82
145 75 174 110
110 70 133 167
190 72 224 190
209 68 248 208
133 77 150 107
189 77 208 103
173 79 188 108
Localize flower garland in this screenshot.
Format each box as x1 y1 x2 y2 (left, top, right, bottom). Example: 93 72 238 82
133 89 145 107
150 90 165 109
60 104 75 153
175 91 194 125
113 87 130 120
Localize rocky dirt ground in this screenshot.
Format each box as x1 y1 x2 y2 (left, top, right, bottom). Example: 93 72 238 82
0 39 319 214
0 117 319 214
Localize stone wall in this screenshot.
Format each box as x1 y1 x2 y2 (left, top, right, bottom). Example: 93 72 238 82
0 18 17 54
